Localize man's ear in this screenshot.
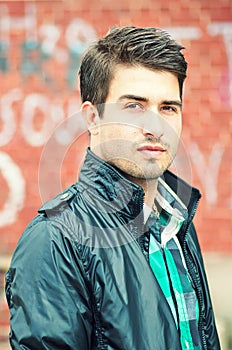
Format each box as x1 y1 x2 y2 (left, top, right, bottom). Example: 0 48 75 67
81 101 100 136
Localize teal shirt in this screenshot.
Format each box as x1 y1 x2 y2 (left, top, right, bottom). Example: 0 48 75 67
147 178 201 350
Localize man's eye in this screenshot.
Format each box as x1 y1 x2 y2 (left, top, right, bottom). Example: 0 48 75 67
161 105 178 113
124 103 144 111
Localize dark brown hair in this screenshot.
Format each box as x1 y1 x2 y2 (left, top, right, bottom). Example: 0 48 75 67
79 26 187 116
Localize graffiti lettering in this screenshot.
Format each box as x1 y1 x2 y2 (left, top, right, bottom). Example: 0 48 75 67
21 93 55 146
54 97 84 145
188 142 224 206
208 22 232 106
0 152 26 227
0 4 97 88
0 89 83 147
0 3 230 234
0 89 22 146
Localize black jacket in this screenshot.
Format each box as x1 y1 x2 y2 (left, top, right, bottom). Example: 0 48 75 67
6 149 220 349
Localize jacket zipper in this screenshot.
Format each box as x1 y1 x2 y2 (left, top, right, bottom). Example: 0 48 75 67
182 199 207 350
183 244 207 349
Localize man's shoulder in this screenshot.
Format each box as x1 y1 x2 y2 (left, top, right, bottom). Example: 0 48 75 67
38 185 78 215
14 184 82 251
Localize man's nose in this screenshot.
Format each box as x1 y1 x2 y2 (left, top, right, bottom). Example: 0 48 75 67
141 111 164 140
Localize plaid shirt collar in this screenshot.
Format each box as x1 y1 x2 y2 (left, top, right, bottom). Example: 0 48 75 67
144 177 188 247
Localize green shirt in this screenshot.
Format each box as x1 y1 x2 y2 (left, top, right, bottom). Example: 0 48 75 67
146 178 201 350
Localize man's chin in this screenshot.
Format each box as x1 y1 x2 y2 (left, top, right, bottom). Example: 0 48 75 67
121 167 166 182
107 157 171 181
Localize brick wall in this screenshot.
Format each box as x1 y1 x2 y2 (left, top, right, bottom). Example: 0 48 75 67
0 0 231 256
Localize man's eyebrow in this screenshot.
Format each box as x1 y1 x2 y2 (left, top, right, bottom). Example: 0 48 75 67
118 94 149 102
163 100 182 109
117 95 182 109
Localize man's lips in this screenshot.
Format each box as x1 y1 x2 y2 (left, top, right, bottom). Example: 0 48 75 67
137 144 167 158
137 144 166 152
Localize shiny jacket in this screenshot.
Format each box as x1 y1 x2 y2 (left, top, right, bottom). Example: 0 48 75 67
6 149 220 349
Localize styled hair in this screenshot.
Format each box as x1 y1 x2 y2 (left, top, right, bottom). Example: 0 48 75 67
79 26 187 115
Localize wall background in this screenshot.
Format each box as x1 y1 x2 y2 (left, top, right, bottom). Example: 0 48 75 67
0 0 231 255
0 0 231 347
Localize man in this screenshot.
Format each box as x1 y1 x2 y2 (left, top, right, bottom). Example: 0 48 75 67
6 26 220 349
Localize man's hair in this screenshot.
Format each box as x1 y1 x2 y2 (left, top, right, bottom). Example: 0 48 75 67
79 26 187 115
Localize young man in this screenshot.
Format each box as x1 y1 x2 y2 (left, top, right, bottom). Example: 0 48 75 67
6 26 220 349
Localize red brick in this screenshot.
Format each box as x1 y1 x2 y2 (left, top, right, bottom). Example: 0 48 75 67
0 0 231 257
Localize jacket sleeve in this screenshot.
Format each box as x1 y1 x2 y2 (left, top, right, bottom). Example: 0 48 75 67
5 216 94 350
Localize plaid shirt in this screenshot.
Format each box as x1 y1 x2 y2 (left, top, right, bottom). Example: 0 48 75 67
146 178 202 350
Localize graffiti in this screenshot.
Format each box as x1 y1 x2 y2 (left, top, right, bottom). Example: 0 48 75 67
187 142 225 206
0 2 231 233
0 2 231 99
0 89 21 146
65 18 98 88
208 23 232 106
21 93 60 147
0 89 83 147
0 88 229 208
0 152 25 227
0 4 97 88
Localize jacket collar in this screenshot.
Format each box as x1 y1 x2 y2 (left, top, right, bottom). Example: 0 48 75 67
78 148 201 223
161 170 201 223
78 148 145 220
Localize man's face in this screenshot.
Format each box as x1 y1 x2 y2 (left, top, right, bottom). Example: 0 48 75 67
86 65 182 180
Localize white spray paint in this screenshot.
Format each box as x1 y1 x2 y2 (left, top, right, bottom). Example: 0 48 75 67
208 22 232 106
21 93 54 146
188 142 225 205
0 152 26 226
0 89 22 146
